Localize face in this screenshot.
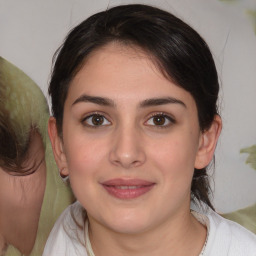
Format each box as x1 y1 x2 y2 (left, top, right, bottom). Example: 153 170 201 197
51 43 216 235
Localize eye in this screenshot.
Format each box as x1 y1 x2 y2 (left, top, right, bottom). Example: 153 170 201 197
82 114 111 127
145 114 175 127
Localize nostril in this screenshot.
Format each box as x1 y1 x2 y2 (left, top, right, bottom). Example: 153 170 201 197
109 144 146 169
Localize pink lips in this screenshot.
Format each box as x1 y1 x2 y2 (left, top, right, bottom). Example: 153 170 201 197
101 179 155 199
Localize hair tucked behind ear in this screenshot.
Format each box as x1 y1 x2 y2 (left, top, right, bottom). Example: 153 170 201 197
192 167 214 209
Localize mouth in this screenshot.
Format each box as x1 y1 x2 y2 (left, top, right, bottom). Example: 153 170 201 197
101 179 155 199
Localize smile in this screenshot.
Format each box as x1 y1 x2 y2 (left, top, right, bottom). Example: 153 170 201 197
116 186 142 189
101 179 155 199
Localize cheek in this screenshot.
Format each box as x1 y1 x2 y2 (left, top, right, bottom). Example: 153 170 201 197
65 139 109 210
65 136 109 186
149 135 198 181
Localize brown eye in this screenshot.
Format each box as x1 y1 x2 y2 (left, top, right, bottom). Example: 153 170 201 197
92 115 104 125
152 116 166 126
83 114 111 127
145 114 175 127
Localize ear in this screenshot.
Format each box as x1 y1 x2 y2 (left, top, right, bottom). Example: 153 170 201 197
195 115 222 169
48 117 69 176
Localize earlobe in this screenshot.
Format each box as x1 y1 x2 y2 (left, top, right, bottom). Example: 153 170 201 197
195 115 222 169
48 117 69 175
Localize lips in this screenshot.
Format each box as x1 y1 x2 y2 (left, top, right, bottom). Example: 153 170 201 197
101 179 155 199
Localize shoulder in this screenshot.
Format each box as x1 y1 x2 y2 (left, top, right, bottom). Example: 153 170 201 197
43 201 88 256
204 206 256 255
210 210 256 253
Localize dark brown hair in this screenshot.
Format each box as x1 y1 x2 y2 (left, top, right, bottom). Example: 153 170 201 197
49 4 219 209
0 61 44 176
0 108 37 176
0 110 20 172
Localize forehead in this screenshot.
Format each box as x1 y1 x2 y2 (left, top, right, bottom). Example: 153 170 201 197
68 43 196 107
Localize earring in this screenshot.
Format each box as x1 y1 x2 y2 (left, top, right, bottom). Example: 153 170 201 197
59 168 69 182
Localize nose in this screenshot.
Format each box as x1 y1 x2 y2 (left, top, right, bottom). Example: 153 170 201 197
109 125 146 169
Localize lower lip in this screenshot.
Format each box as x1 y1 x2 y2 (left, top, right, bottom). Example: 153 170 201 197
102 184 155 199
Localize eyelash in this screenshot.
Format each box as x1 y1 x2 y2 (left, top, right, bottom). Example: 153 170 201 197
81 112 111 128
81 112 175 128
145 112 176 128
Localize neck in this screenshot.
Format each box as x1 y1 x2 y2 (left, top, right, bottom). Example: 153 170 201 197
88 211 206 256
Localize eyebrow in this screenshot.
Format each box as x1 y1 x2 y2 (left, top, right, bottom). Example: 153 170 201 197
72 94 115 107
72 94 186 108
140 97 186 108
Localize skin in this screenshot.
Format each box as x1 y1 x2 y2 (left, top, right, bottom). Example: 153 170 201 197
0 130 46 255
49 43 222 256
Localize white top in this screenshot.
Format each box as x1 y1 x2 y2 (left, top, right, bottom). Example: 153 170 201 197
43 201 256 256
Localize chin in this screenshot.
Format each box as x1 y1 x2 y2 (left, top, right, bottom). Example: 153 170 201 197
103 210 154 235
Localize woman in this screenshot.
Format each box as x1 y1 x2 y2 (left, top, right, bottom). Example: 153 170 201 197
0 57 73 256
0 57 47 255
44 4 256 255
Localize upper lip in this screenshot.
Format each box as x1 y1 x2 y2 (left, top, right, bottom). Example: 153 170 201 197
101 178 155 186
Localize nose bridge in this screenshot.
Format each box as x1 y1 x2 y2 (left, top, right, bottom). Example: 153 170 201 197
109 121 146 168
